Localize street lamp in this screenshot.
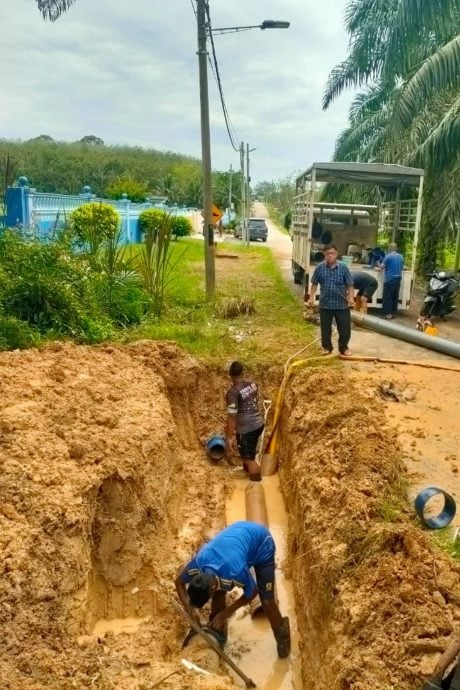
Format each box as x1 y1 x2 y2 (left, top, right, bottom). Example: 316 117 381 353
196 3 290 299
211 20 290 34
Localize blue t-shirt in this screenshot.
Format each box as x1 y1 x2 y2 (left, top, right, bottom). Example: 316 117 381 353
180 521 275 598
382 252 404 282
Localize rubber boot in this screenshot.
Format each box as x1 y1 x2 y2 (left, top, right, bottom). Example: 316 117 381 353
275 616 291 658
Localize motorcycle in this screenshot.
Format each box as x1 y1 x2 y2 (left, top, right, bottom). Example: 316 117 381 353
416 270 459 331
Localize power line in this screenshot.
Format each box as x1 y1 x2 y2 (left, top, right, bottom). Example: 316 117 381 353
204 2 240 152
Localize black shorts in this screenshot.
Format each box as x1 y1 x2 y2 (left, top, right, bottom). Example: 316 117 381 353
236 425 264 460
357 282 377 299
255 558 276 601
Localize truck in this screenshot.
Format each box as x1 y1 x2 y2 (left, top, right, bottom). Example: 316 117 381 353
291 162 425 310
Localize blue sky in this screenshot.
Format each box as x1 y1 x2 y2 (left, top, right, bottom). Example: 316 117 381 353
2 0 353 183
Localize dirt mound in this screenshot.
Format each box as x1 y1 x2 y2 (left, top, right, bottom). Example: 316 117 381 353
0 341 237 690
279 366 460 690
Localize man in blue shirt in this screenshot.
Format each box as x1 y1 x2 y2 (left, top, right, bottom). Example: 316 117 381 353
175 521 291 658
378 243 404 319
307 244 355 355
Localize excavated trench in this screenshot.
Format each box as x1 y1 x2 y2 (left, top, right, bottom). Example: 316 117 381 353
1 341 460 690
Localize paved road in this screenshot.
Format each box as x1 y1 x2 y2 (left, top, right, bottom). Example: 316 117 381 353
252 201 460 363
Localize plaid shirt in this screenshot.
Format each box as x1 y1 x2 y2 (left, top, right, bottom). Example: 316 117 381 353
311 261 353 310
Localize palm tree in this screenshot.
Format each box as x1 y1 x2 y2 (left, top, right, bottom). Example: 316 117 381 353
36 0 76 21
323 0 460 271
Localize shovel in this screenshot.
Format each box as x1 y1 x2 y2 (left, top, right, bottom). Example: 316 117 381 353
421 634 460 689
172 600 256 688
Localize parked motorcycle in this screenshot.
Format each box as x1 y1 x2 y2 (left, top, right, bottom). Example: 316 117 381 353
416 270 459 331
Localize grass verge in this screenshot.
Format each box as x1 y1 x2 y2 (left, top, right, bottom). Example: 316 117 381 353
122 238 314 367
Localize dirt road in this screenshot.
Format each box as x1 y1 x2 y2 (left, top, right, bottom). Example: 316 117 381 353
255 201 460 520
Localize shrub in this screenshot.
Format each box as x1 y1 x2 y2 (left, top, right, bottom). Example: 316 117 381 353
0 231 113 344
93 273 148 326
70 202 119 256
138 209 168 241
171 215 192 239
0 314 40 350
138 213 188 316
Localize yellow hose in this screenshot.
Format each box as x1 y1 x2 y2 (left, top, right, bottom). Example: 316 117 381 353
265 348 460 460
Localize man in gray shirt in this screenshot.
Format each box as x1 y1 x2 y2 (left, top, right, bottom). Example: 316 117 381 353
225 361 264 482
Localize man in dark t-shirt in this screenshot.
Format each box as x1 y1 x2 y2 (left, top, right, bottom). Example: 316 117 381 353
225 361 264 482
351 271 378 314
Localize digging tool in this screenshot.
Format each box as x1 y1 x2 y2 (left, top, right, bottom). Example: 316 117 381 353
256 399 272 464
421 634 460 689
172 600 256 688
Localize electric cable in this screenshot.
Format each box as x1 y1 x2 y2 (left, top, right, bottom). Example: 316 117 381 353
205 1 240 152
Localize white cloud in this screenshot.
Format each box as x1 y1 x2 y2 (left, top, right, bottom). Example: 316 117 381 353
1 0 354 183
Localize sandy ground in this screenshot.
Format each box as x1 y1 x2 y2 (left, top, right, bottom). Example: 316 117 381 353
254 201 460 525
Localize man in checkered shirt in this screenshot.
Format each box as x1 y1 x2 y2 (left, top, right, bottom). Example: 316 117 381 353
307 244 355 356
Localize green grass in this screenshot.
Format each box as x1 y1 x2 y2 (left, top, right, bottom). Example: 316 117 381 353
430 526 460 562
121 238 315 366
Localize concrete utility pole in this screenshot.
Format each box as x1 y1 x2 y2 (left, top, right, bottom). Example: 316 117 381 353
245 145 256 247
240 142 246 243
196 0 215 299
228 164 233 221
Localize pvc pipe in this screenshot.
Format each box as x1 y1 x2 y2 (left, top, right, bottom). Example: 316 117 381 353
245 483 269 526
261 453 278 477
351 311 460 360
244 482 270 618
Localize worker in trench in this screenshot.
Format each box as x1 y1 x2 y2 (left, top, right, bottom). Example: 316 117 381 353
175 520 291 658
225 360 264 482
350 270 378 314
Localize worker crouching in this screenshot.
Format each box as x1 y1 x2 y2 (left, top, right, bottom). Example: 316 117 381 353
175 520 291 659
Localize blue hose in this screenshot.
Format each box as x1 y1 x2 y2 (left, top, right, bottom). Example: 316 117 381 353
414 486 456 529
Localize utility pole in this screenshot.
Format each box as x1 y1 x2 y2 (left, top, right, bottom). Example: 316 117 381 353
245 144 256 247
228 164 233 222
196 0 215 299
240 142 246 243
246 143 250 247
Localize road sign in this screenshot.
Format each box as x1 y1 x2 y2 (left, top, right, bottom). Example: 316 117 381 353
212 204 223 223
201 204 223 224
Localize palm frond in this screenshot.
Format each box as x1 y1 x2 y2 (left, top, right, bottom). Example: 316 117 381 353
37 0 76 21
407 93 460 169
348 82 391 122
392 36 460 128
386 0 460 74
345 0 399 34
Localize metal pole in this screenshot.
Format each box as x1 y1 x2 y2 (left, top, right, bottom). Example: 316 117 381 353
197 0 215 299
305 166 316 301
454 224 460 271
246 143 250 247
412 173 424 276
240 141 246 244
228 163 233 222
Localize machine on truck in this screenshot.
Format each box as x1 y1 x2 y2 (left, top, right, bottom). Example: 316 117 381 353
291 162 425 311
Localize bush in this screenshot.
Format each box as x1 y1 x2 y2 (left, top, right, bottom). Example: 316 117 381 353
171 215 192 239
138 209 168 241
0 314 40 350
93 274 148 327
0 231 113 344
70 202 119 255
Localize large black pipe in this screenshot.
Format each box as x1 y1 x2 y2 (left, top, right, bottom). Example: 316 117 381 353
351 312 460 359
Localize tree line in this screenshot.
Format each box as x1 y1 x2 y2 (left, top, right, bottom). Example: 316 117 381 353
0 136 240 211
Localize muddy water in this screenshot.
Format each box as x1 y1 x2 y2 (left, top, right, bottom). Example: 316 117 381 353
226 475 301 689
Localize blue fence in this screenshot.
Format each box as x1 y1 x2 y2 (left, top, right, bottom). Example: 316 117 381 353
4 177 196 244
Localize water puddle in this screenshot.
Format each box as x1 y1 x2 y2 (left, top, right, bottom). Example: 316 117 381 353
226 474 301 689
92 616 149 636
